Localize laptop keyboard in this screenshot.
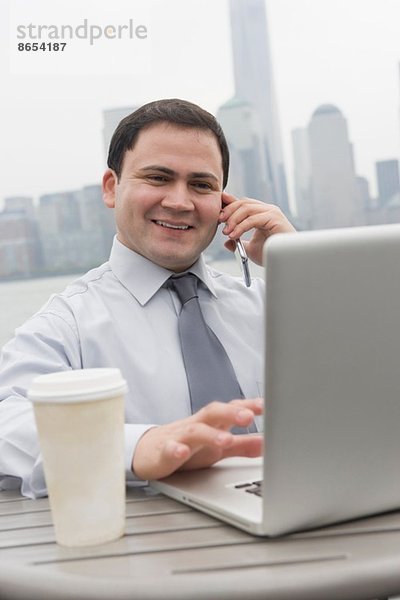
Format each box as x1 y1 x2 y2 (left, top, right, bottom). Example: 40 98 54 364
234 480 263 497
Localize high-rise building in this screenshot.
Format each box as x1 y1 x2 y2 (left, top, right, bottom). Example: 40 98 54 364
102 106 137 162
356 176 372 211
291 128 312 228
37 188 115 272
228 0 288 212
37 191 82 271
209 97 272 260
0 211 41 278
3 196 35 218
217 97 269 200
375 159 400 206
78 184 116 258
307 105 361 229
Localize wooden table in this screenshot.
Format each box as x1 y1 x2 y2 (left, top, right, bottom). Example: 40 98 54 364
1 487 400 600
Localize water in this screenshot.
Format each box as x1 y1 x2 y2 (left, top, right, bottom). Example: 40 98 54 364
0 259 264 349
0 273 83 349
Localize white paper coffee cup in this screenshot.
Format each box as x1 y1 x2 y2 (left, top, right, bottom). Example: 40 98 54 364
29 368 127 547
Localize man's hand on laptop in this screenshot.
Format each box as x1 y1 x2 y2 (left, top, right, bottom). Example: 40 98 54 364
219 191 296 266
133 398 263 481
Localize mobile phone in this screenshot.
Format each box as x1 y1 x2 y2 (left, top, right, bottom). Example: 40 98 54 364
236 239 251 287
221 201 252 288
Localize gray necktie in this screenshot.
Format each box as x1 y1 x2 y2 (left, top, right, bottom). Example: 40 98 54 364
169 273 255 434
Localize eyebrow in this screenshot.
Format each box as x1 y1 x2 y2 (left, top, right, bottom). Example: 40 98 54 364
139 165 220 183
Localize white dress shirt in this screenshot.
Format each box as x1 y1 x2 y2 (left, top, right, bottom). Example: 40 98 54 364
0 238 265 498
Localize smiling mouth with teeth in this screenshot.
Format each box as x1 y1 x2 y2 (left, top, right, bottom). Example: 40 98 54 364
153 220 192 231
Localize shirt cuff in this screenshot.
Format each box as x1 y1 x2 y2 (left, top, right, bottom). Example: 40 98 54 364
124 423 157 483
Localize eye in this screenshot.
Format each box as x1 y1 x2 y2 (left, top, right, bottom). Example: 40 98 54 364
192 181 214 191
146 175 169 184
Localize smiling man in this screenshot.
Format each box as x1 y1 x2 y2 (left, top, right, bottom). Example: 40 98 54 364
0 99 295 496
103 122 223 272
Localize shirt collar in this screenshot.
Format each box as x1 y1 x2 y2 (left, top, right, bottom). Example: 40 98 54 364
109 237 217 306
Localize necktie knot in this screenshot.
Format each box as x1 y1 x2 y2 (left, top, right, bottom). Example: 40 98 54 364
169 274 199 306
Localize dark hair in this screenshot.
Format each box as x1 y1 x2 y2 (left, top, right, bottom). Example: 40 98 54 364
107 98 230 188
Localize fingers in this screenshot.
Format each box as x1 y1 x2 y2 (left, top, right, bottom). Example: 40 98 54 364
133 420 235 481
220 198 294 239
220 193 295 267
175 421 234 450
194 398 263 430
221 191 239 206
163 422 234 465
133 435 189 481
220 193 264 226
133 399 264 481
222 434 263 459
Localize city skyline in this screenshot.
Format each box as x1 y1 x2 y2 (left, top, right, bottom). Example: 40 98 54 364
0 184 116 279
1 0 400 210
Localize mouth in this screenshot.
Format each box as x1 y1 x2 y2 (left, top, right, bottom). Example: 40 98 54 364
152 220 194 231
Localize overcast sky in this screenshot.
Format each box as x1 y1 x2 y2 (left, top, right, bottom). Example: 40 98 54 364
1 0 399 211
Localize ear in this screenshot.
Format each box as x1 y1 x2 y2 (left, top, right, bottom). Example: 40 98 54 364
102 169 118 208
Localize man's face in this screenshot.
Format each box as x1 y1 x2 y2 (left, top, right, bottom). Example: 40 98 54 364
103 122 224 272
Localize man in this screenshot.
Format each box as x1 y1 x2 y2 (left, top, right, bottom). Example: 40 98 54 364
0 99 295 497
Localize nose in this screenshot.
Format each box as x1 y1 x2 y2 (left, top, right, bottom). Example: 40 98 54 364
160 182 195 212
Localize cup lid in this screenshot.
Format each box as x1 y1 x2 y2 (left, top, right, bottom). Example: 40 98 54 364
28 368 128 403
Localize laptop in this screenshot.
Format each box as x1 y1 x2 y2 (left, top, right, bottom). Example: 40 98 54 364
151 223 400 536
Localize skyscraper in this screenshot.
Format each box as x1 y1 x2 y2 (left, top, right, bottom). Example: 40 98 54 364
375 159 400 206
217 97 269 200
228 0 288 212
307 105 361 229
208 97 270 260
0 210 41 278
3 196 35 219
291 128 312 228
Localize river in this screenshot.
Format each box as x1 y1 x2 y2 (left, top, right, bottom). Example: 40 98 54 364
0 259 264 349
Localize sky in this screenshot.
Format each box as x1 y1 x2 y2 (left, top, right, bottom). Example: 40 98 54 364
1 0 400 211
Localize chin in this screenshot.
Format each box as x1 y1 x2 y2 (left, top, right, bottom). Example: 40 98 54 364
155 253 198 272
149 244 203 272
